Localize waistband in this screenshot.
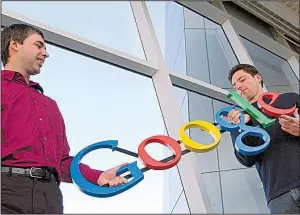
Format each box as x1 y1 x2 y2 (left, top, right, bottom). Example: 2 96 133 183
1 166 59 185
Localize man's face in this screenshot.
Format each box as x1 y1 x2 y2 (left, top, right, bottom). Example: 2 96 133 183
231 69 262 101
15 33 49 75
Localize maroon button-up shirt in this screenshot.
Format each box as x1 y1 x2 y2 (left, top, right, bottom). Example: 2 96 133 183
1 70 103 184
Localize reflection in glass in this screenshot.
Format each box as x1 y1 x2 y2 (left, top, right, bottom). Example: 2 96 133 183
168 86 189 213
171 191 190 213
146 1 166 58
3 1 145 59
172 87 268 213
165 2 185 74
29 43 170 213
221 168 269 213
241 37 299 93
185 29 210 82
166 166 185 213
166 3 238 88
202 172 222 213
212 100 248 171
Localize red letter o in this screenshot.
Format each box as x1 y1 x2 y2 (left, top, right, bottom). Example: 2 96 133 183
138 135 182 170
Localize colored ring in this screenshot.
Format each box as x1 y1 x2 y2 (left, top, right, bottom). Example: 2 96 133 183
235 127 271 156
138 135 182 170
258 92 296 117
179 120 221 153
215 105 245 131
70 140 144 198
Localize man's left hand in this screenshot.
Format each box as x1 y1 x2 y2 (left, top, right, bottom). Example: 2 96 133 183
279 108 299 137
97 163 128 187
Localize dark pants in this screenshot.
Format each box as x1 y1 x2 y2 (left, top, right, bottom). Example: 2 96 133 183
268 186 300 214
1 173 63 214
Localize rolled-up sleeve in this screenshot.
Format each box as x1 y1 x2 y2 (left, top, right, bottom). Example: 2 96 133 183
60 120 103 184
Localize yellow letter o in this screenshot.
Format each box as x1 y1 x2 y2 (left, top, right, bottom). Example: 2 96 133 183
179 120 221 153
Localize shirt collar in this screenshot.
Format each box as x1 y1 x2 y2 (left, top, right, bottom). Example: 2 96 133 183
1 69 15 81
2 70 44 94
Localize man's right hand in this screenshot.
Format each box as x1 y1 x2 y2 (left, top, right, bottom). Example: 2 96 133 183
227 109 251 124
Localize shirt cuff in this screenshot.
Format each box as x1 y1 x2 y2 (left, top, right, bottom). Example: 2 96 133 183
79 164 103 185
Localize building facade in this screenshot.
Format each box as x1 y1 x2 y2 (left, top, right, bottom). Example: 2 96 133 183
164 2 299 213
1 1 299 214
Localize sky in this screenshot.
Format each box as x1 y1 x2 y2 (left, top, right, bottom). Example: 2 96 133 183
3 0 294 213
0 1 268 213
2 1 186 213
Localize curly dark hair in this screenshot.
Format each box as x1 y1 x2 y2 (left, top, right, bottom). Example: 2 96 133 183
228 64 264 87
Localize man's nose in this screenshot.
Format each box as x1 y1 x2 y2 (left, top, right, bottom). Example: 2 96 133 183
236 83 242 91
42 50 49 58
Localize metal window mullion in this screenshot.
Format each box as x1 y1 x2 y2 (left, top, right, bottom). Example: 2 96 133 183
176 1 299 62
130 2 172 213
169 71 235 104
222 19 269 91
222 19 254 65
287 56 300 80
151 68 213 214
131 1 212 213
229 16 299 61
1 9 157 77
130 1 164 69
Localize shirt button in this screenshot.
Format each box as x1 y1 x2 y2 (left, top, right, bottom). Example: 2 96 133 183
34 101 37 104
44 137 47 140
46 157 49 161
39 118 43 121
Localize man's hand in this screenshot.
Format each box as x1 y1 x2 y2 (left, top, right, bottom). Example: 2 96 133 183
97 163 128 187
279 108 299 136
227 109 251 124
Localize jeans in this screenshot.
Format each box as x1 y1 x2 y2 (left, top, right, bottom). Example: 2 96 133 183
268 186 300 214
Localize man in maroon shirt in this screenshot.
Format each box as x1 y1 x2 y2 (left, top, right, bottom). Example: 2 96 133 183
1 24 128 214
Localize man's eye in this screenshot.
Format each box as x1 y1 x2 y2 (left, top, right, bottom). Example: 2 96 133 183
36 44 41 48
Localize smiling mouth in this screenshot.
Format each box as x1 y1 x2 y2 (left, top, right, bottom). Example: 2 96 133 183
37 59 44 67
241 89 247 95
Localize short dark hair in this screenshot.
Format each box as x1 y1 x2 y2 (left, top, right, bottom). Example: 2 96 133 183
228 64 264 87
1 24 44 66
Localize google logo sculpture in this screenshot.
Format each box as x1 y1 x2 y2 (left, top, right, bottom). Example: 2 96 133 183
70 91 296 197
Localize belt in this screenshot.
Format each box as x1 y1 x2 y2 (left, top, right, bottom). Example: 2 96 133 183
1 166 59 184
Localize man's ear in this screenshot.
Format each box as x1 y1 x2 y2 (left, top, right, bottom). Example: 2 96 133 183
9 40 22 53
255 73 262 83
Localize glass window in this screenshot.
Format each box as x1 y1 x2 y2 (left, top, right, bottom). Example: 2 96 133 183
30 43 174 213
173 33 187 75
187 91 220 173
267 85 299 94
166 166 186 213
3 1 145 59
221 168 269 213
166 4 239 89
174 87 219 173
165 2 185 72
173 87 189 124
173 87 268 213
212 100 249 171
171 190 190 213
184 8 205 29
185 29 210 83
202 172 223 213
206 28 239 89
146 1 166 59
241 37 299 93
165 2 177 38
168 87 190 213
